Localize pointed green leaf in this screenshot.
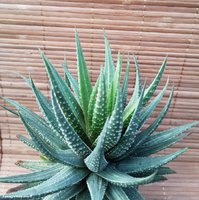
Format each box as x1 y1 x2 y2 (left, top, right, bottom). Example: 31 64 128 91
88 75 100 129
87 173 108 200
117 148 187 174
124 88 174 158
104 31 115 90
123 55 142 122
107 83 145 159
16 160 54 171
62 57 70 86
107 53 123 115
121 56 130 108
17 134 40 152
62 58 80 102
0 166 89 199
143 57 167 106
1 97 45 126
0 164 63 183
137 132 189 156
29 78 64 141
143 122 198 148
97 166 156 187
43 184 84 200
19 113 85 167
40 50 86 136
75 31 92 125
90 70 107 141
139 79 169 127
104 90 123 152
85 120 109 172
52 90 91 158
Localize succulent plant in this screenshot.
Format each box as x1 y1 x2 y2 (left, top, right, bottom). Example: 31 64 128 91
0 31 197 200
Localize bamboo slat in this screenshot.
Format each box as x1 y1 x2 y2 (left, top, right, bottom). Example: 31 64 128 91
0 0 199 199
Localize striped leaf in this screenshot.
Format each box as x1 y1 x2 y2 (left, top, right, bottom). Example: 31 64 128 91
116 148 187 174
0 166 89 199
75 31 92 125
97 166 156 187
40 50 86 136
0 164 63 183
87 173 108 200
104 31 115 90
43 184 84 200
121 56 130 108
51 90 91 158
62 57 80 102
84 120 109 172
104 90 123 152
107 53 123 115
106 185 130 200
88 75 100 129
139 79 169 128
15 160 54 171
107 83 146 159
143 57 167 106
90 70 107 142
17 134 40 152
19 113 85 167
28 78 63 139
123 55 142 123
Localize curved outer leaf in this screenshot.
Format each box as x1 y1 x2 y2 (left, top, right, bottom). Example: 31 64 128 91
123 54 142 123
116 148 187 174
29 78 64 141
138 78 169 127
136 122 198 156
104 31 115 90
84 120 109 172
40 50 86 137
97 166 156 187
75 31 92 126
62 58 80 101
0 166 89 199
90 70 107 141
1 97 46 126
142 121 198 148
43 184 84 200
52 91 91 158
19 113 85 167
0 164 63 183
137 133 189 156
121 88 174 159
104 91 123 152
143 56 167 106
17 134 40 152
16 160 54 171
86 173 108 200
107 84 145 159
106 185 130 200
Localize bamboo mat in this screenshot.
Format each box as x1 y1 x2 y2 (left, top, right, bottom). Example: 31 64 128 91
0 0 199 199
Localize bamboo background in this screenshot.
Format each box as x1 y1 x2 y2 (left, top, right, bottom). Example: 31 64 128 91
0 0 199 199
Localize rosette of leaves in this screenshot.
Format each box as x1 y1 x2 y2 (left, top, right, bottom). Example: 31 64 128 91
0 31 198 200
